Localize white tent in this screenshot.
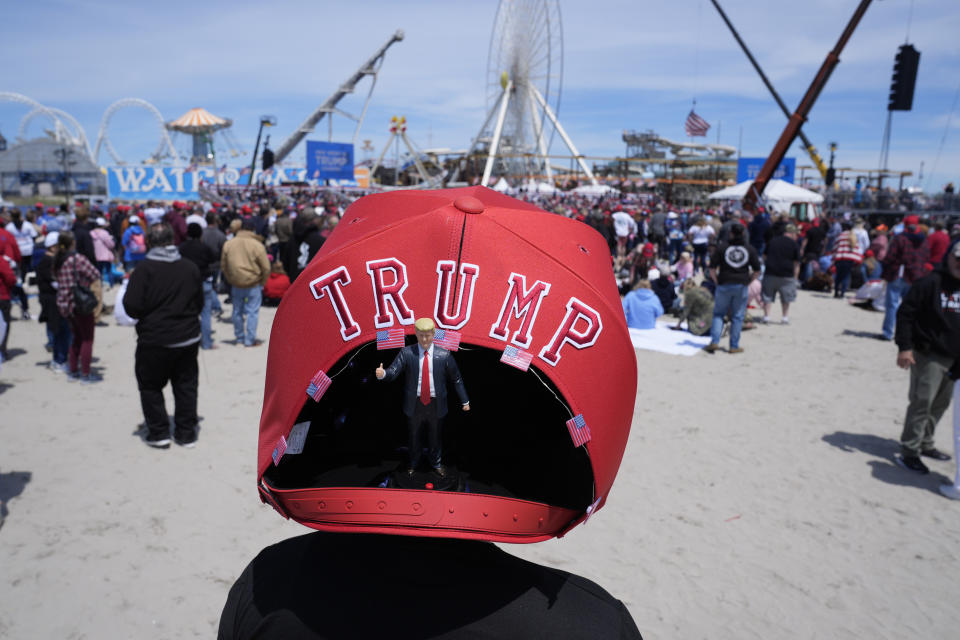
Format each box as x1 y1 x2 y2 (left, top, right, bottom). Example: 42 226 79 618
570 184 620 197
708 179 823 212
491 177 512 193
518 180 559 195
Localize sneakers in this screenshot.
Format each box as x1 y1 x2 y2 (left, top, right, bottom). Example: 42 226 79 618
728 347 744 354
704 343 719 354
66 371 81 382
143 436 171 449
80 373 103 385
921 448 952 461
244 339 264 348
48 361 68 374
895 454 930 474
781 317 790 325
760 316 770 324
174 437 198 449
433 465 448 478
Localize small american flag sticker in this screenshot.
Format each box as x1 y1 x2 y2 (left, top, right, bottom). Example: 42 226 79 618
433 328 461 351
377 327 405 350
500 345 533 371
306 369 332 402
272 435 288 466
566 413 592 447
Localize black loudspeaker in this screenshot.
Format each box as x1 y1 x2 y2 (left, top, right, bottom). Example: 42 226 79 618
825 168 836 188
262 148 275 171
888 44 920 111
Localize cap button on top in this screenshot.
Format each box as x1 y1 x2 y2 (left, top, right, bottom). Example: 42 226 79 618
453 196 484 214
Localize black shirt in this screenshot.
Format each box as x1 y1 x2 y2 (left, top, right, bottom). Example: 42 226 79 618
803 225 826 257
713 241 761 286
219 532 643 640
763 235 801 278
178 238 218 280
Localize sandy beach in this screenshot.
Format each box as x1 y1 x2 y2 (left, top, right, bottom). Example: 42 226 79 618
1 284 958 639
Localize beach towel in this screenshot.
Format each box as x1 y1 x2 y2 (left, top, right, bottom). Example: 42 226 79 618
628 320 712 356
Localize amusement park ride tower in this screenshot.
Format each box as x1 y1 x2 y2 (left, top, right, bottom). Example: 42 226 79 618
165 107 233 164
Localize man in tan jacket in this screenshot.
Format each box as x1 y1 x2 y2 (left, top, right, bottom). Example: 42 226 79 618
221 218 270 347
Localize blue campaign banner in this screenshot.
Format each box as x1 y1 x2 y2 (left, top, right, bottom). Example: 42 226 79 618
107 166 314 200
736 157 796 184
306 141 354 181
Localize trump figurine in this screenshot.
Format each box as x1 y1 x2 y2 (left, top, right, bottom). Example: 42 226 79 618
376 318 470 477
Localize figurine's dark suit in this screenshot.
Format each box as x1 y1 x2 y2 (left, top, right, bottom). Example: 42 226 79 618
380 344 469 470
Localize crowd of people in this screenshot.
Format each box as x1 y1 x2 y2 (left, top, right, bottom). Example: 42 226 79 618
1 187 958 459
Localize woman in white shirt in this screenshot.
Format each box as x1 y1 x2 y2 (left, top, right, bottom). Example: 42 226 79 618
688 217 715 274
4 209 38 318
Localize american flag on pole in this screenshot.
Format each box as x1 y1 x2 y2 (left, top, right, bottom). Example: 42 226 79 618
433 328 461 351
272 435 288 466
684 109 710 137
306 369 332 402
500 345 533 371
377 328 405 350
566 413 592 447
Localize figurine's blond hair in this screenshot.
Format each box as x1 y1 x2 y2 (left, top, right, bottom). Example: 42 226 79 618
414 317 435 332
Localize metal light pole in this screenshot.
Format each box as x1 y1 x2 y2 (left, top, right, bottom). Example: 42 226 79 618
248 115 276 188
53 146 76 206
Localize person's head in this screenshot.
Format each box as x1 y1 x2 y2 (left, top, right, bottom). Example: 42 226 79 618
414 317 435 350
187 222 203 239
681 278 698 292
241 217 257 232
57 230 75 252
271 260 286 275
679 251 691 263
947 240 960 280
147 222 174 248
205 211 219 226
634 279 651 290
229 218 242 234
903 214 920 230
729 222 746 244
44 231 60 252
785 224 798 237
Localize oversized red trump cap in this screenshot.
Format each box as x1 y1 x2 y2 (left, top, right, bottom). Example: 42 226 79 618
258 186 637 543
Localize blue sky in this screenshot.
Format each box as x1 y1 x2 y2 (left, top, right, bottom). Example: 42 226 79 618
3 0 959 192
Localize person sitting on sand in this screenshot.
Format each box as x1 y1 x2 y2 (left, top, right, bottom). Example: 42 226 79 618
622 279 663 330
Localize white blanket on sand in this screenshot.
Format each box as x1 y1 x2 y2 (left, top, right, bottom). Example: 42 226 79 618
629 321 711 356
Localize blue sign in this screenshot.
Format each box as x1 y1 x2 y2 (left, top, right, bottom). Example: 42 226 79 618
736 157 796 184
107 166 324 200
306 141 354 181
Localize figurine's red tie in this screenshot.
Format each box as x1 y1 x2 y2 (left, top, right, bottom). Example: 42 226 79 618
420 351 430 405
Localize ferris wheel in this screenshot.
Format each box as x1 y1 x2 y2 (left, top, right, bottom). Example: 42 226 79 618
93 98 179 166
473 0 596 187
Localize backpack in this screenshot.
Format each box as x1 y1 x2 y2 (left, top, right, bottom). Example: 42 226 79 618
127 231 146 255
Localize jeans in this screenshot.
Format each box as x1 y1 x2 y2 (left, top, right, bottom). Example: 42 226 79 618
834 260 855 296
68 313 95 376
200 280 215 349
710 283 748 348
231 285 261 346
52 316 72 365
882 278 910 340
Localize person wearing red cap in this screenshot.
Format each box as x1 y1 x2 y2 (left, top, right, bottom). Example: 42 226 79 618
218 188 642 639
375 317 470 477
879 215 929 341
893 237 960 473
